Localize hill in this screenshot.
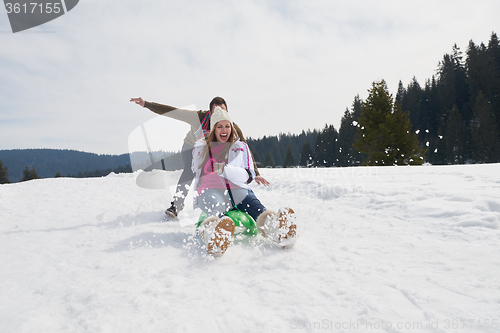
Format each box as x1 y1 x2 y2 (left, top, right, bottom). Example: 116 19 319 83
0 149 132 182
1 165 499 331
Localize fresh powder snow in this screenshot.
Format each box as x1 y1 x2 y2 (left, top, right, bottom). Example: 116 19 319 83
1 164 499 332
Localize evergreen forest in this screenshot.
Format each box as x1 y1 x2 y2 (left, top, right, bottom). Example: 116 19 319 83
248 32 500 167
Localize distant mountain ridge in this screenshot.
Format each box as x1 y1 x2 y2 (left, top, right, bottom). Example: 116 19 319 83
0 149 132 183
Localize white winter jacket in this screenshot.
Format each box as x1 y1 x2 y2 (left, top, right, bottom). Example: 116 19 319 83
191 139 256 203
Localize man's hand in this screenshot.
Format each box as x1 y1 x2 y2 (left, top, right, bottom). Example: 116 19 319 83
130 97 145 107
254 175 270 187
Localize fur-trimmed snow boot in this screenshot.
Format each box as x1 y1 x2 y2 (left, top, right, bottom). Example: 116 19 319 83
199 215 235 257
256 207 297 247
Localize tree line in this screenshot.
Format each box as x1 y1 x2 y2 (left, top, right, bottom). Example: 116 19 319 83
0 158 132 184
248 32 500 167
0 149 132 183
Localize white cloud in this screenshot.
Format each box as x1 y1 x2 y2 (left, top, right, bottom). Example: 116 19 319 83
1 0 500 154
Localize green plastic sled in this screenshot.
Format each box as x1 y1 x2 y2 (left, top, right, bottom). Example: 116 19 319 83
196 209 259 237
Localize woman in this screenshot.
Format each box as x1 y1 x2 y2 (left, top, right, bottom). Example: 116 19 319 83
130 96 269 219
192 107 297 257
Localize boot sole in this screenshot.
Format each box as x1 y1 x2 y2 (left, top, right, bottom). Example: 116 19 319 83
277 207 297 247
207 217 235 257
164 210 178 220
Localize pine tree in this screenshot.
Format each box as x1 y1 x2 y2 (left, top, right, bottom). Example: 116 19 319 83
444 105 466 164
487 32 500 130
21 166 41 182
437 45 471 123
313 130 325 166
337 109 352 166
299 141 313 167
22 167 31 181
388 103 426 165
263 152 275 168
0 159 10 184
325 125 339 166
283 146 295 168
395 80 405 106
354 80 425 165
313 124 338 166
401 77 423 136
354 80 395 165
427 129 447 165
55 171 62 178
471 91 500 162
338 96 364 166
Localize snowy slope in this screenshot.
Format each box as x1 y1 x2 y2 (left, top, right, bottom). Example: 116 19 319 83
1 165 500 332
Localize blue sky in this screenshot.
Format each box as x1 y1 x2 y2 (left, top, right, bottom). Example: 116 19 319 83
1 0 500 154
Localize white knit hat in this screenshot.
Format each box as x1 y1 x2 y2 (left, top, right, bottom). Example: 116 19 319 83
210 106 233 132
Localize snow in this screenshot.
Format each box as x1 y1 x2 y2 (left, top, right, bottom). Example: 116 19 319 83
1 164 500 332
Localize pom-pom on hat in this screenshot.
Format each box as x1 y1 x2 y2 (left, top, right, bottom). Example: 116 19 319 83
210 106 233 132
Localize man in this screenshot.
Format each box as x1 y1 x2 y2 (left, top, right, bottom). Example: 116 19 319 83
130 96 269 219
